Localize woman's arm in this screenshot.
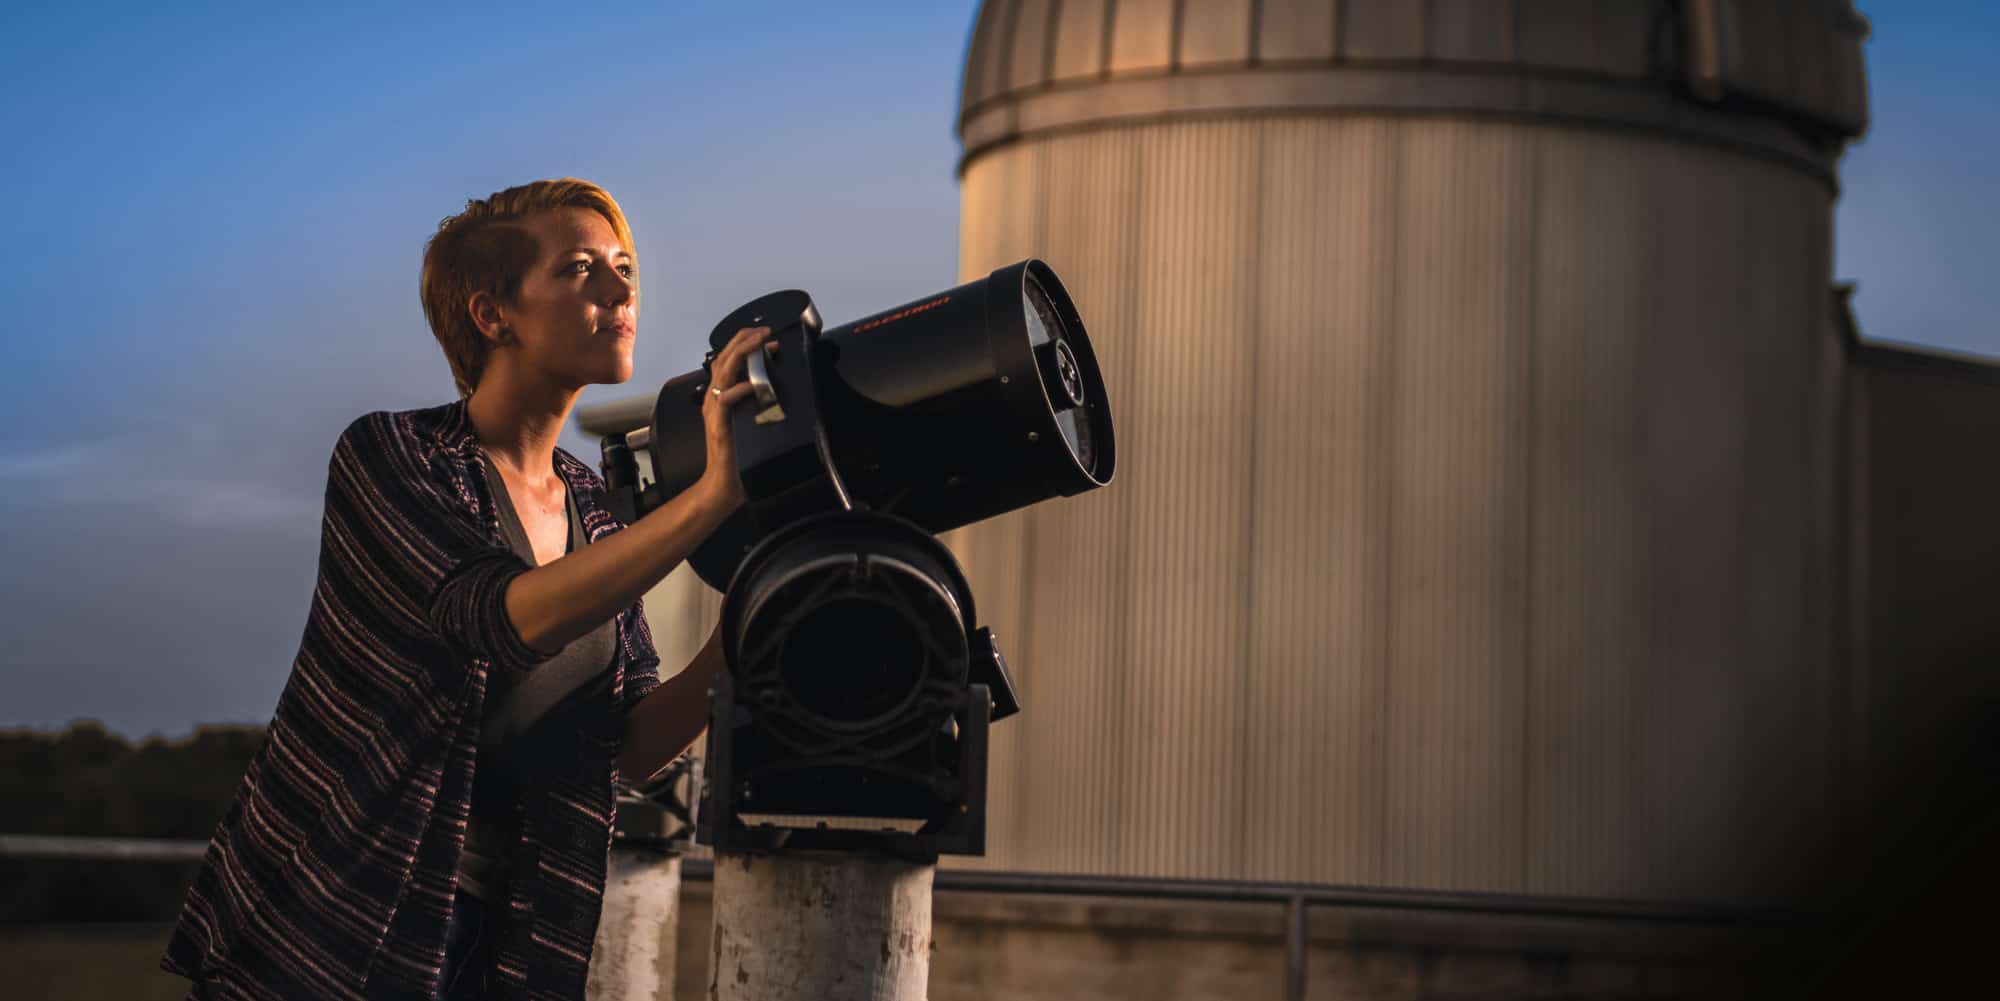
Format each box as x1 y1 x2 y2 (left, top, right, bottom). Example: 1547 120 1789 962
502 326 770 654
618 621 726 783
503 474 732 654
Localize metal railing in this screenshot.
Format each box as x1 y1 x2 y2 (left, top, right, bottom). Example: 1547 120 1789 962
0 834 207 862
2 835 1789 1001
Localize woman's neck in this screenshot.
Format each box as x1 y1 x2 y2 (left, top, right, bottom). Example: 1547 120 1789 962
464 369 578 480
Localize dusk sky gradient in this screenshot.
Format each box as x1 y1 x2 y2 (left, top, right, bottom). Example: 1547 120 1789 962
1 3 1993 737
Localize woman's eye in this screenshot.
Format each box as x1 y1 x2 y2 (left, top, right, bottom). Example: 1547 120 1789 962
618 264 637 279
567 259 591 274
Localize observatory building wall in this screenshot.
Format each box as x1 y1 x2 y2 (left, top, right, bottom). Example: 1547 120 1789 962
951 114 1841 902
1839 321 2000 862
945 0 1870 905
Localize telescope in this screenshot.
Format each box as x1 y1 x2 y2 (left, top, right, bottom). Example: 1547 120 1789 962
593 259 1114 857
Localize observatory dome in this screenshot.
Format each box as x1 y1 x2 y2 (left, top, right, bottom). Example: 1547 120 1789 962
960 0 1868 177
942 0 1875 902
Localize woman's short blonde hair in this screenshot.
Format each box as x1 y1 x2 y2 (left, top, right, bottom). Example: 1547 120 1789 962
421 178 636 398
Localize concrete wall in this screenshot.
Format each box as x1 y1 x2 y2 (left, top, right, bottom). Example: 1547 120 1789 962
667 880 1781 1001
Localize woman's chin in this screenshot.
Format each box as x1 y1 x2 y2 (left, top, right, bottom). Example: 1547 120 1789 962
593 361 636 387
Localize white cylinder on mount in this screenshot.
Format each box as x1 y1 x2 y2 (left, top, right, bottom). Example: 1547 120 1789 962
708 852 933 1001
586 852 682 1001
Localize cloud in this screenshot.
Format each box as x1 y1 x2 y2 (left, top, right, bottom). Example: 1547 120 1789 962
151 476 322 530
0 431 322 536
0 441 119 480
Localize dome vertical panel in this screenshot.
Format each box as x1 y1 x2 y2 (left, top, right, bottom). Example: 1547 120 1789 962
1240 115 1306 883
961 0 1012 112
1636 143 1754 901
1831 14 1869 133
1340 0 1425 61
1515 0 1605 73
1049 0 1111 83
1380 119 1537 892
1111 119 1263 878
1104 121 1172 876
1797 14 1844 121
1177 0 1254 69
1699 0 1744 86
1256 0 1336 63
1799 162 1842 897
1522 130 1657 899
1107 0 1177 74
1731 0 1794 105
1745 156 1845 901
1005 0 1058 92
1082 127 1149 876
1801 172 1845 882
1240 117 1402 885
1589 2 1660 77
1428 0 1514 64
1739 153 1811 902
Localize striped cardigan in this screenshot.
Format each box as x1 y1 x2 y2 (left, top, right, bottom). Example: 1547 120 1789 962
161 399 661 1001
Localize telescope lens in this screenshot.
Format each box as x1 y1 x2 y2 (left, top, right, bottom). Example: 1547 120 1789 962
777 597 927 725
1024 275 1099 474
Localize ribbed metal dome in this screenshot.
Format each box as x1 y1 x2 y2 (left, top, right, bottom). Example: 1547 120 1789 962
959 0 1869 175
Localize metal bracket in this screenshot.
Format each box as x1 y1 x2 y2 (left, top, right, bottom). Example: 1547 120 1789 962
613 754 702 855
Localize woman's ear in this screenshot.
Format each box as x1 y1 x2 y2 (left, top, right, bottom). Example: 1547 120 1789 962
468 291 510 345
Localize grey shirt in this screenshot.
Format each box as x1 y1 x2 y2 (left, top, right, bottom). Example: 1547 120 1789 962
458 453 621 901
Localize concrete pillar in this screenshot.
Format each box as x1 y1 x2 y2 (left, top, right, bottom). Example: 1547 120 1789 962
709 851 933 1001
587 850 683 1001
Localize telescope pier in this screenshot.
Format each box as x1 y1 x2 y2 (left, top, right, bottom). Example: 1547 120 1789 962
710 851 933 1001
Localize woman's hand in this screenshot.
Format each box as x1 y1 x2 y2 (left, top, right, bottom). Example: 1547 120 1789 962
500 328 773 657
695 325 774 514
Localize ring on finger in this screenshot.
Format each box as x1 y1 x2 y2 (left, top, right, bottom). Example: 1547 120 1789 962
711 386 722 397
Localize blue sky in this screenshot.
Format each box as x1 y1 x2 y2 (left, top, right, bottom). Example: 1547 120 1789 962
0 3 1992 737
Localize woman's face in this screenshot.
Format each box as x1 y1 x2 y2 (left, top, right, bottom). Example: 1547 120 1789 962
498 206 639 388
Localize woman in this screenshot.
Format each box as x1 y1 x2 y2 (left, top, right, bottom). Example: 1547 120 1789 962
161 179 769 1001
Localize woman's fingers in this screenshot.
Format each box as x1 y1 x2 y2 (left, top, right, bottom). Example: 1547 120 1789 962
722 325 772 363
707 326 771 396
701 374 760 429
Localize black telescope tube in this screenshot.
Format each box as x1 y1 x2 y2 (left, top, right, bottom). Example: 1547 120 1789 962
628 260 1115 590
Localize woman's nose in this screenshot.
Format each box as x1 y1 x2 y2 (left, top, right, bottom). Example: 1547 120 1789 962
597 269 635 306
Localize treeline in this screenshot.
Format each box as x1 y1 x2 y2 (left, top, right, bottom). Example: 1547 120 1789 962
1 721 264 923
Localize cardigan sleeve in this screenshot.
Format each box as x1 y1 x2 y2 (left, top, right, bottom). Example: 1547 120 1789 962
619 598 662 715
555 447 663 717
324 412 553 675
